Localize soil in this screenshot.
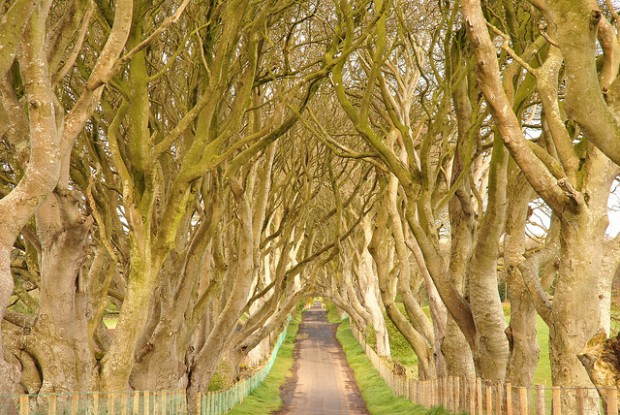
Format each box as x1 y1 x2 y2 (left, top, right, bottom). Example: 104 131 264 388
273 308 370 415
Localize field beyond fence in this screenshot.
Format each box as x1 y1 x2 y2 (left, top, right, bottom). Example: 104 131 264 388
0 319 290 415
349 324 618 415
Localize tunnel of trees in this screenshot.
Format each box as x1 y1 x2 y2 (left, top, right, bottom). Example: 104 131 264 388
3 0 620 412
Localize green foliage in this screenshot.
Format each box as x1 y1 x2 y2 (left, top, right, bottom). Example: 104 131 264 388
207 372 226 392
226 315 301 415
336 319 449 415
325 301 344 323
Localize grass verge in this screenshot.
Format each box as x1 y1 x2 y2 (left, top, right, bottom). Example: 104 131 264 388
226 315 300 415
335 318 449 415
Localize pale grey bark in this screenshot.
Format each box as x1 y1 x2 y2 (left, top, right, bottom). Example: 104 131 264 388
0 0 59 392
504 170 539 387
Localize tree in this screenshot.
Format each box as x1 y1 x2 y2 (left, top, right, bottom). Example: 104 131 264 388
461 0 620 410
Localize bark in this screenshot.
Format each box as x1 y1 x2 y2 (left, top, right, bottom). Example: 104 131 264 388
28 191 94 394
370 181 435 380
460 0 617 404
358 217 390 357
542 1 620 166
0 0 59 392
504 170 539 387
187 183 255 396
230 289 302 376
99 216 160 390
551 153 617 398
444 192 476 376
344 267 373 329
468 137 510 381
442 66 477 377
0 0 36 78
578 331 620 394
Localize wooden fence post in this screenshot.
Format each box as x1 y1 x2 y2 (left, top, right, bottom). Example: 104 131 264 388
536 385 545 415
552 387 561 415
107 393 114 415
71 393 79 415
518 387 528 415
48 394 57 415
121 393 127 415
607 389 618 415
486 383 492 415
469 377 476 415
576 388 584 415
92 392 99 415
455 376 461 413
132 391 139 414
477 378 483 415
506 383 512 415
19 395 28 415
144 391 150 415
496 383 503 415
195 392 201 415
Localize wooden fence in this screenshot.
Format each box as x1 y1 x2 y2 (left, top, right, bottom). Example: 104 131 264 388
350 324 616 415
1 318 290 415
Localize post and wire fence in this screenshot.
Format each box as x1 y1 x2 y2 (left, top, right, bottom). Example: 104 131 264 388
0 318 290 415
350 324 617 415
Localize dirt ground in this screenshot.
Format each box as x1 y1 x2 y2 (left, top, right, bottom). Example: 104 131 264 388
274 309 370 415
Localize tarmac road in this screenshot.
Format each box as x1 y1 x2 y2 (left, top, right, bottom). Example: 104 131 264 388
275 309 369 415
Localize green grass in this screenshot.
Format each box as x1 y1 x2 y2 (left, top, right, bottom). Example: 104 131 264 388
500 304 551 386
336 318 450 415
226 315 300 415
326 301 344 323
385 315 419 368
103 316 117 329
383 303 552 386
532 314 551 386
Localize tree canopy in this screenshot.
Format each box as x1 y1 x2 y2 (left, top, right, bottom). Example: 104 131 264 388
2 0 620 412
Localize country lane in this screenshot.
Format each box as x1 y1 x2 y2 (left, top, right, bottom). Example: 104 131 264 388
275 308 369 415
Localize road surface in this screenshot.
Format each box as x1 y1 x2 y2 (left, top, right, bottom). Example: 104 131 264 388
275 309 369 415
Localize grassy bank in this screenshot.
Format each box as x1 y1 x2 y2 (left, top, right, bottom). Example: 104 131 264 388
227 315 300 415
332 302 553 386
335 318 449 415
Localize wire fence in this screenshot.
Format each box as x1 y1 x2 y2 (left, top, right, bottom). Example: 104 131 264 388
350 324 617 415
0 318 290 415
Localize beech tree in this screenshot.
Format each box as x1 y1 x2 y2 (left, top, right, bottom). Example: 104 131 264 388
4 0 620 408
461 0 620 410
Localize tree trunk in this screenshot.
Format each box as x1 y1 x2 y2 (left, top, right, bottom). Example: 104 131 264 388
468 138 510 381
548 150 618 412
504 171 539 387
0 0 61 392
187 183 255 396
99 216 159 390
28 191 94 395
370 184 436 380
358 219 390 356
444 198 475 377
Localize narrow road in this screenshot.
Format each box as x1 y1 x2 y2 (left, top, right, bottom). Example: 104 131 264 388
275 308 369 415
